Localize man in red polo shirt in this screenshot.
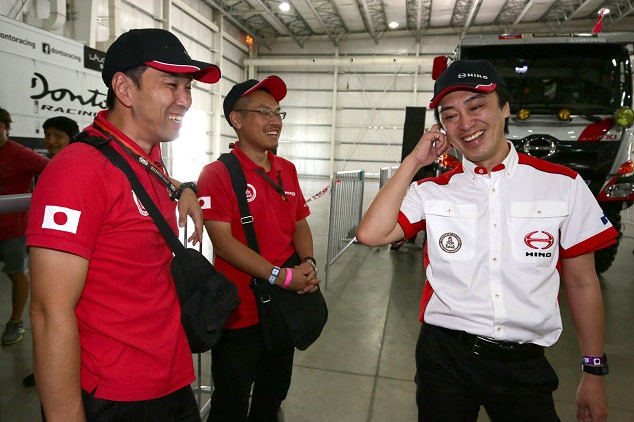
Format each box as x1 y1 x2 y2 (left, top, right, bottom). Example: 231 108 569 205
0 106 49 346
197 76 320 421
27 29 220 421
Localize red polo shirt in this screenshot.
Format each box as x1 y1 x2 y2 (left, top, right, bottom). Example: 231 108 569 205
0 141 49 240
197 143 310 328
26 111 194 401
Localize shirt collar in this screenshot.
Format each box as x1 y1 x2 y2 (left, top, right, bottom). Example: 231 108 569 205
92 110 163 164
232 141 281 173
461 141 517 181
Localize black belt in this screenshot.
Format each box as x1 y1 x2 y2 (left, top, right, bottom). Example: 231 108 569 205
431 324 544 362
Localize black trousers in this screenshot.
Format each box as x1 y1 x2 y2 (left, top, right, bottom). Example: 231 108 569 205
415 323 560 422
42 385 200 422
208 324 294 422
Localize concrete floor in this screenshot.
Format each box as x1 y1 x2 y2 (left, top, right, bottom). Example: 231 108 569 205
1 177 633 421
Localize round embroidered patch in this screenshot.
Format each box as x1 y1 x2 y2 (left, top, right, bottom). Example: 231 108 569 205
439 232 462 253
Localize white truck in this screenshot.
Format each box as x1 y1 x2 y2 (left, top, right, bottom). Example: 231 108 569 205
0 14 106 154
434 33 634 273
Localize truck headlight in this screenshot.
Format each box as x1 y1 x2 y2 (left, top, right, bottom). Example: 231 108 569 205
605 183 634 198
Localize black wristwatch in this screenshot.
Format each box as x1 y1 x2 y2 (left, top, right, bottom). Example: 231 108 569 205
173 182 198 200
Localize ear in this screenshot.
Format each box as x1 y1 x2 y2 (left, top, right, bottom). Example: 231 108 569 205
229 110 242 129
111 72 134 109
503 102 511 118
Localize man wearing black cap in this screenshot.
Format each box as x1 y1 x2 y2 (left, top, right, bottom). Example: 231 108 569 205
27 28 220 421
357 60 616 421
197 76 320 421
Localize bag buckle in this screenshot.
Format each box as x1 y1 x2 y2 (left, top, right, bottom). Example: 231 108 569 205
241 216 253 225
261 295 271 304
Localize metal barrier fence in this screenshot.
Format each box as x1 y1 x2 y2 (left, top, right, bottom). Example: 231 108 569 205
379 166 399 189
325 170 365 287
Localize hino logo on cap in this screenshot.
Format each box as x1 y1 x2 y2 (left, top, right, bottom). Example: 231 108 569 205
458 73 489 79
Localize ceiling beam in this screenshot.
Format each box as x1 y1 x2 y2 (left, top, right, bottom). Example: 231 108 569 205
201 0 274 50
406 0 432 41
253 0 312 48
301 0 347 47
355 0 388 44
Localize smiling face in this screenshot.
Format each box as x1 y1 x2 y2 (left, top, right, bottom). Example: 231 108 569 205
44 127 71 157
119 67 193 152
230 89 283 153
437 90 510 171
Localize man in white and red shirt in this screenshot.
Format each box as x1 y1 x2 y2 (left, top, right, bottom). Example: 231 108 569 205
357 60 617 422
197 76 320 421
27 29 220 421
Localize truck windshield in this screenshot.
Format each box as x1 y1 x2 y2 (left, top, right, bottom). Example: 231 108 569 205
461 43 632 114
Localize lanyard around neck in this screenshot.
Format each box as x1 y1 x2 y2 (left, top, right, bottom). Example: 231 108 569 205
254 168 287 201
93 122 178 198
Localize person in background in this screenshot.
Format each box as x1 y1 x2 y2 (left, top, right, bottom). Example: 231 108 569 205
43 116 80 157
197 76 320 421
26 29 220 421
0 106 49 346
356 60 616 422
22 115 79 387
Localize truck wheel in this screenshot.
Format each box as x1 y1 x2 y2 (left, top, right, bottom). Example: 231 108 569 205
594 209 623 274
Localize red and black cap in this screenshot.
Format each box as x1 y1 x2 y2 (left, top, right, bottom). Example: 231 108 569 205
102 28 221 87
223 76 287 127
429 60 506 108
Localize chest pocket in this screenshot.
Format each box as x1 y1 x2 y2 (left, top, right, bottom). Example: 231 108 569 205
509 201 568 264
425 201 476 262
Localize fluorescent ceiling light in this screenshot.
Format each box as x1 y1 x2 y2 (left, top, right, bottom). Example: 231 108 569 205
389 21 399 29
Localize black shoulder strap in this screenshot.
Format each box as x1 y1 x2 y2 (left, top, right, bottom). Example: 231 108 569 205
218 153 260 255
76 133 186 256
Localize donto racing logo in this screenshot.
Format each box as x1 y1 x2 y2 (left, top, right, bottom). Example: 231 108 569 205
439 232 462 253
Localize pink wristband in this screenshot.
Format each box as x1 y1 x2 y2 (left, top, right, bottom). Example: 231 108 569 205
283 268 292 289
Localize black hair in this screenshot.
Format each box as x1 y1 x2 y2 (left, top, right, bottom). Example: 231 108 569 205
105 66 149 109
43 116 80 139
0 106 12 130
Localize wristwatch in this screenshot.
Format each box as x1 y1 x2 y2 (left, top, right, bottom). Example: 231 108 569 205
174 182 198 200
302 256 318 274
268 266 281 285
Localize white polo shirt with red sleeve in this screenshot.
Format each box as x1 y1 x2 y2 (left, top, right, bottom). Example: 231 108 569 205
197 142 310 329
397 142 617 347
26 111 194 401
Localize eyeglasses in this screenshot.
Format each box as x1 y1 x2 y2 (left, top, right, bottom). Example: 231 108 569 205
235 109 287 120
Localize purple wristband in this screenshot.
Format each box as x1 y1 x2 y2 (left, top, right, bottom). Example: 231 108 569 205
581 354 607 366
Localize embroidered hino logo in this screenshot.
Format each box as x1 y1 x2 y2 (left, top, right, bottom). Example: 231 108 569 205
132 191 149 216
439 232 462 253
246 184 257 202
524 231 555 250
458 72 488 80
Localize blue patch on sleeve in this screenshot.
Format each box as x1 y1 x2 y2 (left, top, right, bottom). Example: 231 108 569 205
601 212 609 225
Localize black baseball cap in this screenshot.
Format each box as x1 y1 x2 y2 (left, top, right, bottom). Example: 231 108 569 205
223 76 287 127
102 28 221 87
429 60 506 108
